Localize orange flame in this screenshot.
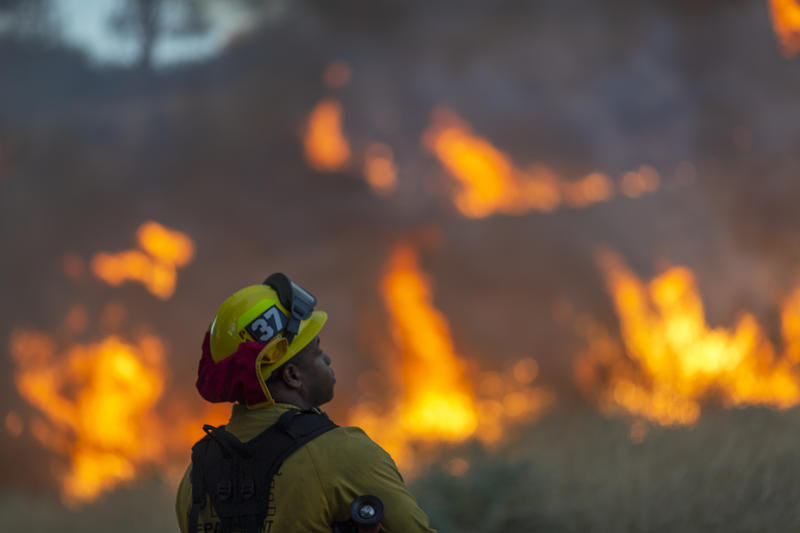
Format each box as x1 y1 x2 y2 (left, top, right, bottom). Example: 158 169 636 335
620 166 661 199
575 250 800 427
351 244 550 467
10 329 167 503
370 244 478 444
9 323 230 503
303 98 351 172
423 108 658 217
136 221 195 267
91 221 195 299
561 172 614 208
769 0 800 58
363 142 398 195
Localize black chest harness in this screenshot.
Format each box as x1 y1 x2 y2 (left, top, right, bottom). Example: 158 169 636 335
188 408 338 533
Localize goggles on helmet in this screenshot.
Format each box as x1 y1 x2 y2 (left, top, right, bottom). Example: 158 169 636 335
263 273 317 344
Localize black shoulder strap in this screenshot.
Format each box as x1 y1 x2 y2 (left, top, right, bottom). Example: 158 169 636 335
188 409 337 533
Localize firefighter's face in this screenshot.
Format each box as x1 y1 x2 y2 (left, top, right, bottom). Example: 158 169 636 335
297 336 335 406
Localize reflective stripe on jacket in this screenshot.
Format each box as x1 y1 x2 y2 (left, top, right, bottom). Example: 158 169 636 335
176 403 437 533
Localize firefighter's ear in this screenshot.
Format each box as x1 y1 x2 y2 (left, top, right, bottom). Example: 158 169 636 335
279 362 303 389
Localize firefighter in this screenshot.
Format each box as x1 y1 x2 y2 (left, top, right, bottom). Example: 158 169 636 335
175 273 437 533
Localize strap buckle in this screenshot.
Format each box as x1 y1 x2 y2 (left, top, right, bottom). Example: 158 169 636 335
241 478 255 500
216 480 232 501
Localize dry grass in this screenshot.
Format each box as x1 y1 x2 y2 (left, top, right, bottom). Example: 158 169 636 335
0 476 178 533
5 406 800 532
412 405 800 532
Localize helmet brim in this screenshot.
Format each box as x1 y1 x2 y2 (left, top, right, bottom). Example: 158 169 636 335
259 310 327 380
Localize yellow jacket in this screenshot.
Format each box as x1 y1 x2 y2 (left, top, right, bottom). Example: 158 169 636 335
176 403 437 533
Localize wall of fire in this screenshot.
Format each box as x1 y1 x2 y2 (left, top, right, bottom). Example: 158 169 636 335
1 0 800 505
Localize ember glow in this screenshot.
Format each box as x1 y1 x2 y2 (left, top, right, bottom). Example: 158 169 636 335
575 250 800 427
768 0 800 58
561 172 614 208
91 221 195 299
10 329 167 503
303 98 351 172
620 166 661 199
351 244 551 466
423 108 660 217
363 142 397 195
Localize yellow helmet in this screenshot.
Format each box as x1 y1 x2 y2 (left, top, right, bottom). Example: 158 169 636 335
209 274 327 382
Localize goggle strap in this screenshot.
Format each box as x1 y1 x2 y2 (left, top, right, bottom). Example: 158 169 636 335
263 273 294 310
263 273 316 344
284 317 301 344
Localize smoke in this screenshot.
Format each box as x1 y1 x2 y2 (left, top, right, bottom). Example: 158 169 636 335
2 0 800 496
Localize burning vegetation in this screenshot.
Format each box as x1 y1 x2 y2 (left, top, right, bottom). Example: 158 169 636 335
303 98 351 172
9 330 166 504
24 228 800 503
3 221 226 503
90 221 195 300
7 312 229 503
350 244 551 469
363 142 398 195
304 62 399 196
769 0 800 58
422 108 660 218
575 250 800 428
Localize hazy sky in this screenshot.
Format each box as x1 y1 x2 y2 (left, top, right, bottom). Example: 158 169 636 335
55 0 253 67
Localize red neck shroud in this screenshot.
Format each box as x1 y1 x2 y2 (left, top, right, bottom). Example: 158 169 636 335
196 331 268 405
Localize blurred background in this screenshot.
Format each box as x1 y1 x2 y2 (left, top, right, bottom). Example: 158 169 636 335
3 0 800 531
